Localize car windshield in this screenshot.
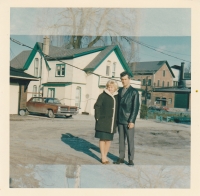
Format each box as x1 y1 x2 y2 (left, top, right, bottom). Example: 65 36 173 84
45 98 61 104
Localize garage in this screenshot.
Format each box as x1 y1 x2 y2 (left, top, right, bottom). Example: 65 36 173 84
10 67 38 115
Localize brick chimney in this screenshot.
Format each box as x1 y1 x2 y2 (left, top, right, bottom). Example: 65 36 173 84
43 36 50 56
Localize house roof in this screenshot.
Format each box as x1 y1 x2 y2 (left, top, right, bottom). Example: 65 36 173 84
171 65 181 70
10 67 38 80
10 50 31 69
129 61 175 77
83 45 132 76
37 42 106 60
11 42 133 77
153 87 191 93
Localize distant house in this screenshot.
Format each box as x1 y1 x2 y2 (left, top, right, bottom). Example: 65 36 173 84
129 61 191 111
156 63 191 111
10 67 38 114
11 37 141 115
129 61 175 105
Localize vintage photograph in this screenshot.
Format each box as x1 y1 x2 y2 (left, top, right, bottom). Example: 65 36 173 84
9 8 191 188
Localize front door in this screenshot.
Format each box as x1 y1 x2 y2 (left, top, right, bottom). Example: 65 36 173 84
47 88 55 98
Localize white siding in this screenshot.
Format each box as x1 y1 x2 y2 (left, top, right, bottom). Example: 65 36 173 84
171 68 180 82
93 51 124 79
25 52 49 100
73 51 101 69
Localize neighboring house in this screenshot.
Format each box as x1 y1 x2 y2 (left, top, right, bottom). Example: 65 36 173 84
151 87 191 111
10 37 141 115
171 63 191 88
10 67 38 114
129 61 191 111
154 63 191 111
129 61 175 105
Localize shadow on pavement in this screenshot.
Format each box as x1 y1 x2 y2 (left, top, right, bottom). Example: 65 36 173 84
61 133 119 163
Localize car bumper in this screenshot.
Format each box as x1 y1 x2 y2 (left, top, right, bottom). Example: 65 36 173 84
56 111 79 116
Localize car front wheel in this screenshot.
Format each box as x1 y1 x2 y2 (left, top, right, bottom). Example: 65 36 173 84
48 110 55 118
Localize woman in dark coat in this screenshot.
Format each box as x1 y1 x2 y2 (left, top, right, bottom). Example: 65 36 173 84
94 80 118 164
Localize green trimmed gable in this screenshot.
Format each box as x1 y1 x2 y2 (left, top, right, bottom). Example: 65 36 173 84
84 45 133 77
23 43 51 71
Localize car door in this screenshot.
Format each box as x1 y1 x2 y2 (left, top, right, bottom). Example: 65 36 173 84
27 98 36 112
33 98 45 114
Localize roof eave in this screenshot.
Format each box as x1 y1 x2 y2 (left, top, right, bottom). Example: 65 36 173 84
10 76 39 81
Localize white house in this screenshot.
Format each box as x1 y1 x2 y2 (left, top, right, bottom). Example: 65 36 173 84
10 37 141 115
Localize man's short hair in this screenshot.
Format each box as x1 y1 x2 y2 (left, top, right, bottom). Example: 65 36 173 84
120 71 131 79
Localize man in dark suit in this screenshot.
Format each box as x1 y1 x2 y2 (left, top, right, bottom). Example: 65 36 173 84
114 71 140 166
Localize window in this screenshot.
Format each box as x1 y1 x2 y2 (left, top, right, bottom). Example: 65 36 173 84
106 61 111 76
34 58 39 77
106 66 110 76
142 91 145 97
33 85 37 97
142 79 146 86
112 62 116 77
155 97 160 104
75 87 81 108
168 98 172 104
162 97 166 106
48 88 55 98
157 80 160 87
148 79 151 86
162 81 165 87
153 83 156 87
167 82 169 87
56 64 65 76
147 93 151 99
173 81 178 87
163 70 165 77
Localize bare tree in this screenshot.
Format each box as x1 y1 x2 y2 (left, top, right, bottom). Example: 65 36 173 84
35 8 140 62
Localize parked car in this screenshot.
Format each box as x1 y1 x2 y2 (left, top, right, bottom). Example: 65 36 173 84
25 97 79 118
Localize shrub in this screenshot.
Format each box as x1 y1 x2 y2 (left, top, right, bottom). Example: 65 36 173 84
140 104 148 119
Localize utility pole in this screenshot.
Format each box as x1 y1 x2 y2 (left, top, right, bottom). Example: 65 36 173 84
145 76 148 105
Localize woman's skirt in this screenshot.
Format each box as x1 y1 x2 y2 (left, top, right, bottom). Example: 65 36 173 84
95 130 114 141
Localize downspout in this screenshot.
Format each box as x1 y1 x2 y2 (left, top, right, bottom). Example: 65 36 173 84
40 52 43 96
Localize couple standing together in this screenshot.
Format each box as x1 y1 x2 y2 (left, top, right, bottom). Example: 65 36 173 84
94 71 140 166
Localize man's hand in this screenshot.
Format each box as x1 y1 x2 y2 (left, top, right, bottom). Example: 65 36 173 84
128 123 134 129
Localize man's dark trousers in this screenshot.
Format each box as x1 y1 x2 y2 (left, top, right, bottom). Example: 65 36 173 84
118 124 135 161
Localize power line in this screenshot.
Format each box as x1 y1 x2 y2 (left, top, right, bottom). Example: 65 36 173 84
123 36 191 63
140 42 191 56
10 37 141 86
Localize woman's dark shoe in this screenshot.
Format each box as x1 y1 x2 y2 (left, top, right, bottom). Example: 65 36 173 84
113 158 124 164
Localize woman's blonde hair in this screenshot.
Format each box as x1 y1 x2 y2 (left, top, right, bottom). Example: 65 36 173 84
106 80 118 91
